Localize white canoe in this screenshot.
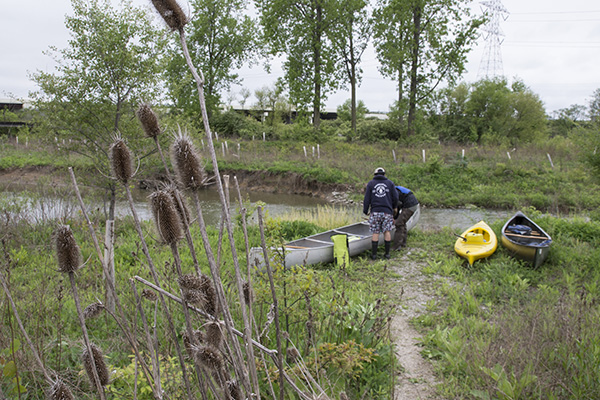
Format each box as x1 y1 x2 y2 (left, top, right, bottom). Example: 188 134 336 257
249 204 420 268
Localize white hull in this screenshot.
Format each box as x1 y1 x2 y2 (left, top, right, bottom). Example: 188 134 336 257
249 205 420 268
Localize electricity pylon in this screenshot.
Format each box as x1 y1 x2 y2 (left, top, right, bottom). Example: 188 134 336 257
477 0 509 79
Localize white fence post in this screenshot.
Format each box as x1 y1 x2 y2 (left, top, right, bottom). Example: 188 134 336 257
303 146 307 158
547 153 554 169
422 149 426 163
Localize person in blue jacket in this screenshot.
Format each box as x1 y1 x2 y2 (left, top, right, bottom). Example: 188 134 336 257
363 167 399 260
392 185 419 250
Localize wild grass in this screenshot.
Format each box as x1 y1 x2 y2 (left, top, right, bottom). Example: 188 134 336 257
4 136 599 214
413 214 600 399
276 204 363 230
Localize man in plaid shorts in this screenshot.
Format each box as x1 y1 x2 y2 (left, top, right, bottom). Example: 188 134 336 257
363 167 399 260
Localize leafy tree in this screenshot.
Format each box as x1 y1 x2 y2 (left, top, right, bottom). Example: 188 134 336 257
30 0 167 217
329 0 371 134
256 0 340 129
337 98 368 122
549 105 587 137
373 0 481 136
433 82 473 142
165 0 261 124
509 80 548 143
372 0 412 122
441 78 547 145
253 83 292 128
589 88 600 125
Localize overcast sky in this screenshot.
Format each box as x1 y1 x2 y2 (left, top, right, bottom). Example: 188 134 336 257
1 0 599 115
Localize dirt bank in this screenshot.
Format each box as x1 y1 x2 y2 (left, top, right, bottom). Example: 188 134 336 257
0 166 357 204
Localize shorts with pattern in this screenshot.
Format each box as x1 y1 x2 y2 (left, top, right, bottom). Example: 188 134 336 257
368 212 394 234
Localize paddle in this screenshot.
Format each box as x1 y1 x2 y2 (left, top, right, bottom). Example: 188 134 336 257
454 233 467 242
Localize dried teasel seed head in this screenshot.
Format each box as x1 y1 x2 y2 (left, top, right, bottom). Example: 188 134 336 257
178 274 203 290
194 345 223 371
243 281 253 305
286 347 300 364
205 321 223 348
166 185 191 227
48 379 75 400
136 103 162 139
183 329 205 353
141 289 158 302
149 189 183 245
109 138 134 184
171 130 206 190
83 303 105 320
55 225 82 274
227 380 242 400
151 0 188 31
182 289 206 306
82 343 110 386
199 275 219 317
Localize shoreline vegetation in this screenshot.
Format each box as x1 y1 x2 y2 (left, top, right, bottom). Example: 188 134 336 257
2 136 599 216
2 136 600 399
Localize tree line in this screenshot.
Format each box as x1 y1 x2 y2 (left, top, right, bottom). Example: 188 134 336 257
27 0 600 149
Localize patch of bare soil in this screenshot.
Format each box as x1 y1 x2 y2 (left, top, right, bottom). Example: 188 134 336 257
389 249 442 400
0 166 70 189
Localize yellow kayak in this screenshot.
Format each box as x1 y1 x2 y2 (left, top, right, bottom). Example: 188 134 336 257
454 220 498 266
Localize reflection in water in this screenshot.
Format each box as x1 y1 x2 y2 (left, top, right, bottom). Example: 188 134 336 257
118 187 333 227
4 186 510 231
416 207 509 231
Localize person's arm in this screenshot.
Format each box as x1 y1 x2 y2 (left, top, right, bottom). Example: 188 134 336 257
363 184 371 215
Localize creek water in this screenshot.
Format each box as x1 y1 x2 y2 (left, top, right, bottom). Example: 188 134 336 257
2 186 509 231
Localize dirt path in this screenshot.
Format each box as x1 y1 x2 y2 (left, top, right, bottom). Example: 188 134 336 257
389 249 441 400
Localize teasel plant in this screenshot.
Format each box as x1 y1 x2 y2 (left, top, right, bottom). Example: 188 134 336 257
130 280 163 398
0 268 76 400
152 0 261 392
149 188 212 399
170 128 257 396
53 224 107 400
136 102 172 181
108 136 197 400
136 103 204 276
151 0 332 397
68 167 161 398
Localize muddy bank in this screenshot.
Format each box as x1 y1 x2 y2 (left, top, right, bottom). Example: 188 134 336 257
219 169 356 204
0 166 357 204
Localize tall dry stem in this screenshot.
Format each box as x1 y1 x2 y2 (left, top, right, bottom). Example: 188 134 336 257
68 168 158 395
257 206 285 400
54 224 107 399
150 188 211 399
110 139 196 400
